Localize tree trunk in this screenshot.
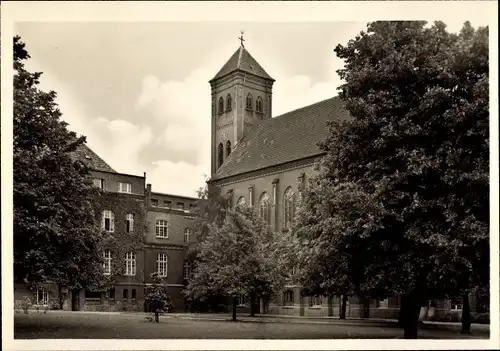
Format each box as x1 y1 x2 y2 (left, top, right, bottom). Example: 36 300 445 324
362 296 370 318
461 293 471 334
402 294 421 339
155 309 159 323
58 285 64 310
398 295 408 327
232 297 237 321
250 292 255 316
340 295 348 319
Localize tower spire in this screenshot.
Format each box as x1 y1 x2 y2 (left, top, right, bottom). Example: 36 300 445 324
238 30 245 47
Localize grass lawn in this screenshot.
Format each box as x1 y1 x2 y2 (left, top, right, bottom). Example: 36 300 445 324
14 312 490 339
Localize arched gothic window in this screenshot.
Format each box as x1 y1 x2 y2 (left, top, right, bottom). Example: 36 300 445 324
283 187 296 229
218 143 224 168
256 96 263 113
218 97 224 114
226 94 232 112
236 196 246 208
226 140 231 157
259 192 270 224
246 93 253 110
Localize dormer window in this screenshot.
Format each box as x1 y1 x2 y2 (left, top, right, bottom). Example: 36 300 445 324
256 96 263 113
226 94 232 112
218 97 224 114
246 93 253 110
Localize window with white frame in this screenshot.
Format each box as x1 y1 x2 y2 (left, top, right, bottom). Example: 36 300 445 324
184 228 191 243
156 220 169 238
283 187 296 229
157 253 168 277
283 290 294 306
93 178 104 189
102 210 115 232
126 213 134 233
125 252 136 276
35 289 49 306
183 261 190 280
259 192 270 224
103 250 112 275
450 297 462 310
309 296 322 307
237 295 247 306
118 182 132 193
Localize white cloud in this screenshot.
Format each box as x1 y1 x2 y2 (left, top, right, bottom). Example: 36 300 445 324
147 160 210 198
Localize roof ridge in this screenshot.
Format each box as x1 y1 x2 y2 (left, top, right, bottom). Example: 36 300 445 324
237 46 244 68
272 95 341 120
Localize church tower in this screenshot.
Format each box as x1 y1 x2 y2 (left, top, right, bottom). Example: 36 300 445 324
209 34 275 176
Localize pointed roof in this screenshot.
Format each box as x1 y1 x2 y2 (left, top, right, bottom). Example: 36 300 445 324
211 96 351 181
71 143 116 173
211 45 274 82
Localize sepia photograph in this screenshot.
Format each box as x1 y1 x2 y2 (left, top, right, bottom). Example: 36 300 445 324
1 1 498 350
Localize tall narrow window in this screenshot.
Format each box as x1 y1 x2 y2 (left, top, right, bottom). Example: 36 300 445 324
183 261 191 280
102 210 115 232
156 220 169 238
259 193 270 224
283 187 296 229
248 187 253 207
184 228 191 243
256 96 263 113
123 289 128 299
103 250 112 275
125 252 136 276
283 290 294 306
108 288 115 299
246 93 253 110
126 213 134 233
35 289 49 306
157 253 168 277
218 143 224 168
226 94 232 112
218 97 224 114
131 289 137 299
226 140 231 157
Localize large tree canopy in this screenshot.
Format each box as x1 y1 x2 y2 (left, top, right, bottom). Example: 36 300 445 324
185 201 288 320
294 21 489 338
13 36 105 300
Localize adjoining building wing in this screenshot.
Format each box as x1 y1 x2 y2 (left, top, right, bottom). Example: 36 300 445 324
72 143 116 173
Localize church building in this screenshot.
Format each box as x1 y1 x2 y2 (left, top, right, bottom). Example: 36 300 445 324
207 41 466 320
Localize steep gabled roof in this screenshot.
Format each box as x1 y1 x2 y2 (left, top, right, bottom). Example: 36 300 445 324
211 45 274 82
212 96 351 181
72 143 116 173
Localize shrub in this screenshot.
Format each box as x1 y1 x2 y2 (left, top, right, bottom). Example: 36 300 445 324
21 297 31 314
472 312 490 324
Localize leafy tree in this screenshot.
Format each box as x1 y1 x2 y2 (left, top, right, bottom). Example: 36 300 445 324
295 21 488 338
186 204 287 321
13 36 105 307
144 273 173 322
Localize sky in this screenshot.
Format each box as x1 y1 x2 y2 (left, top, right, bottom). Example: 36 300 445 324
14 20 488 197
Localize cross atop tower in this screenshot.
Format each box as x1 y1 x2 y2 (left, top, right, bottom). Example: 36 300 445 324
238 30 245 47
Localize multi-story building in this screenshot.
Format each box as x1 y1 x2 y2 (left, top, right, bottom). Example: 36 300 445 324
14 144 197 313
